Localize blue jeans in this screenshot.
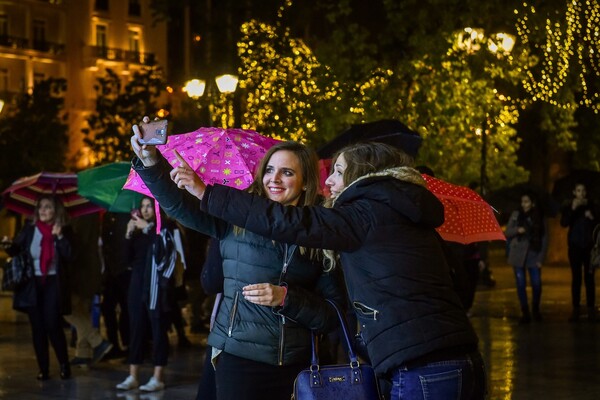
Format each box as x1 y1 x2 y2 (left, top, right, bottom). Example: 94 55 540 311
513 266 542 312
390 351 486 400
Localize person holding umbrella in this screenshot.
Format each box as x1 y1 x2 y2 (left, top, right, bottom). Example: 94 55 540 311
560 182 598 322
145 140 486 400
130 126 344 400
2 195 73 380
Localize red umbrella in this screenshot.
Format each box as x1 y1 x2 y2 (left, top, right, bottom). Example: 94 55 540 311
124 127 281 197
2 172 104 218
422 174 505 244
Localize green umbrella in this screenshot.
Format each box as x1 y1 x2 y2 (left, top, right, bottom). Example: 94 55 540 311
77 162 143 213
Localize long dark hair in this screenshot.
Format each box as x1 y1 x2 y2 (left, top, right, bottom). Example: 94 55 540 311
518 191 545 252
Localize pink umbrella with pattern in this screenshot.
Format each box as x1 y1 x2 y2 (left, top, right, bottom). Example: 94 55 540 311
124 127 282 197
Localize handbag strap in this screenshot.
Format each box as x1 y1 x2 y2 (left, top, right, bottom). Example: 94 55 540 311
310 299 360 367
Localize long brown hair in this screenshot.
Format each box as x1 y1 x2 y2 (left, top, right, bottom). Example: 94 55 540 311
334 142 414 187
323 142 414 270
238 141 321 258
246 141 320 207
32 194 69 227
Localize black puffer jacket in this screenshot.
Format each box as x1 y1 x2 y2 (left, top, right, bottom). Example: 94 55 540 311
202 167 479 375
560 201 597 249
133 156 344 366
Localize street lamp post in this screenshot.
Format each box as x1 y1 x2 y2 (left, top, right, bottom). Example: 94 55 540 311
479 122 488 197
456 28 515 196
183 74 239 127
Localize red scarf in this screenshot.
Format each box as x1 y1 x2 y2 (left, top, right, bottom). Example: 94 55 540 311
35 221 55 277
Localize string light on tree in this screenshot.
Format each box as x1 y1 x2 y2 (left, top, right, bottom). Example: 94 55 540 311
516 1 600 112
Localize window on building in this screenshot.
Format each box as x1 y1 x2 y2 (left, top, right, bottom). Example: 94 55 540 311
95 0 109 12
0 14 7 37
95 24 108 58
33 19 47 51
128 28 141 63
0 15 8 48
128 0 141 17
0 68 8 93
128 29 140 52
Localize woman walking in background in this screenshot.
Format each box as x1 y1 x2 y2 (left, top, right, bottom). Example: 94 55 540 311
560 182 598 322
505 192 548 324
4 195 72 380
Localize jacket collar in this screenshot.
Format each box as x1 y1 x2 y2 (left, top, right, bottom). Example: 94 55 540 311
332 166 426 205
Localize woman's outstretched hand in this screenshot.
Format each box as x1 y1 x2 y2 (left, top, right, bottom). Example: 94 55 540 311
170 150 207 200
131 116 159 167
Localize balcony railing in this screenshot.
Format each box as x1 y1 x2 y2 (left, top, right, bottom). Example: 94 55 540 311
0 35 65 55
0 35 29 50
89 45 155 65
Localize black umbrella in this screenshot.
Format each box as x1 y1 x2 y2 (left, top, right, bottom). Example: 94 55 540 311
317 119 422 159
551 169 600 205
488 183 560 225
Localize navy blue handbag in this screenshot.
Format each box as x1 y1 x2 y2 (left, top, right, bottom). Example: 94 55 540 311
292 299 383 400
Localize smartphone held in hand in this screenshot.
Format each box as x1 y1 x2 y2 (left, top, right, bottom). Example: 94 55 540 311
138 119 168 145
130 209 141 219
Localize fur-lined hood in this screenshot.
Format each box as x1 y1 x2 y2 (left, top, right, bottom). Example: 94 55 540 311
332 166 426 206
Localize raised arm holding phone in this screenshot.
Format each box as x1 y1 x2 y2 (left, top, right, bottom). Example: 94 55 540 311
131 117 345 400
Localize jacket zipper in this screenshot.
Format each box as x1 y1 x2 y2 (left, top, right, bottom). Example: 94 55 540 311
278 315 286 365
277 243 295 365
228 291 240 337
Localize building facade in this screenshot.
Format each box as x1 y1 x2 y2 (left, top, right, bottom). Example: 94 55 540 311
0 0 167 169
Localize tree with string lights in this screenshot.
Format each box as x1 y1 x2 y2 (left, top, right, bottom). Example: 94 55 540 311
516 0 600 112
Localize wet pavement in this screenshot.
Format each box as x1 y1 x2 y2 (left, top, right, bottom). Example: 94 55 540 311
0 247 599 399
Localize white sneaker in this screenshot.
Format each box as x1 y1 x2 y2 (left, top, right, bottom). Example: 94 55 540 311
139 377 165 392
116 375 139 390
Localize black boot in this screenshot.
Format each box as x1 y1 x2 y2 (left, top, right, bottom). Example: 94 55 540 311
37 370 49 381
588 306 597 322
568 306 580 322
519 308 531 324
532 305 542 322
60 363 71 380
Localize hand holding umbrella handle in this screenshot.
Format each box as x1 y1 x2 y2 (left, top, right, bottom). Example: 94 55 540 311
171 150 207 200
131 116 160 167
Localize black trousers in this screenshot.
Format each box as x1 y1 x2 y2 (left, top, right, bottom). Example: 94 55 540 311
214 351 305 400
101 271 131 349
568 245 596 307
127 273 170 366
27 275 69 373
196 345 217 400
